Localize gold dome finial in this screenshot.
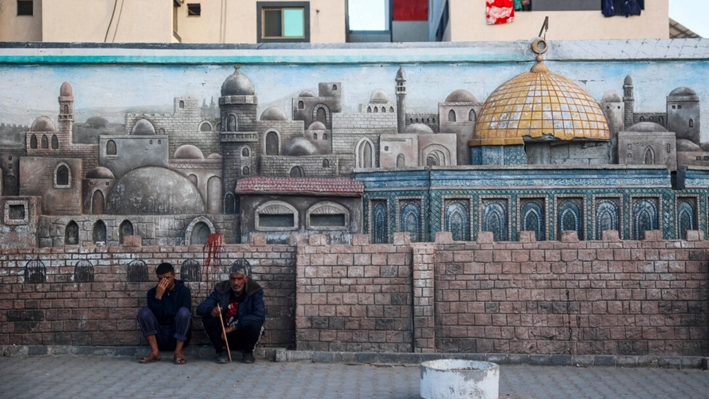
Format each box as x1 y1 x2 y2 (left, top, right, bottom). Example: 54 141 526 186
530 38 549 73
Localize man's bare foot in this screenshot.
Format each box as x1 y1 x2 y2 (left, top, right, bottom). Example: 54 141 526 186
173 352 186 365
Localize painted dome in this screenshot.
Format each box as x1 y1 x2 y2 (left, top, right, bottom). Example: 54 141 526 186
445 89 477 103
299 90 316 97
261 107 288 120
307 121 327 130
370 89 390 104
106 167 205 215
221 66 255 96
60 82 73 96
284 137 318 156
626 122 668 133
601 90 622 103
174 144 204 160
668 87 699 101
207 153 222 159
86 166 115 179
404 123 433 134
677 139 700 152
473 56 610 146
30 116 56 132
130 119 156 135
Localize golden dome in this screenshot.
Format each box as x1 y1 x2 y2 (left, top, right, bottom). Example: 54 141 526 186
471 55 610 146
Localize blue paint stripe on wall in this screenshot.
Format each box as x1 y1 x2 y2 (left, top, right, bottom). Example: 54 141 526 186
0 53 530 65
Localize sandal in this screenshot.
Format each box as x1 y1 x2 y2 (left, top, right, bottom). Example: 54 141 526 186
174 354 186 365
139 354 161 364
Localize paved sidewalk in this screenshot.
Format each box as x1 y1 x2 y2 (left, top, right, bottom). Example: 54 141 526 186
1 355 707 399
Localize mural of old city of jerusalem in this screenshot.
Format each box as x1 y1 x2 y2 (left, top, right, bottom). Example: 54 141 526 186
1 40 708 249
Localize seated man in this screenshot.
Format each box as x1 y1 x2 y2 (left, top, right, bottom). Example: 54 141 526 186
197 262 265 364
136 262 192 365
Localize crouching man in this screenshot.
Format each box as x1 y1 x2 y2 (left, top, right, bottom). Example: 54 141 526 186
197 262 265 364
137 262 191 365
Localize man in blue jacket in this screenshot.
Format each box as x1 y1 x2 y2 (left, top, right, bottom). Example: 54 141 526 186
137 262 192 365
197 261 265 364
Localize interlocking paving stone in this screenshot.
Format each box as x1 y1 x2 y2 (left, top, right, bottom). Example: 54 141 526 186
0 356 707 399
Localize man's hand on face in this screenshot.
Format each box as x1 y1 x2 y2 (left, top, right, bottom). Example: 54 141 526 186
155 277 169 299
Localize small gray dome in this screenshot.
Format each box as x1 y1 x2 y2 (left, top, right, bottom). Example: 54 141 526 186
261 107 288 121
30 116 56 132
60 82 73 96
86 166 115 179
221 66 255 96
624 75 633 85
445 89 477 103
677 139 700 152
307 121 327 130
284 137 318 156
370 89 389 104
131 119 156 135
299 90 316 97
107 167 205 215
404 123 433 134
626 122 668 133
602 90 622 103
207 153 222 159
396 67 406 80
174 144 204 160
668 87 699 101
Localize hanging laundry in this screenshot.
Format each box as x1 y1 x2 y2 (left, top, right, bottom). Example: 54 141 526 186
624 0 643 17
609 0 643 18
514 0 523 11
486 0 515 25
602 0 615 17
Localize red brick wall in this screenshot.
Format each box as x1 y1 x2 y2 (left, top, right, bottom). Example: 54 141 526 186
428 230 709 356
0 234 296 348
295 234 414 352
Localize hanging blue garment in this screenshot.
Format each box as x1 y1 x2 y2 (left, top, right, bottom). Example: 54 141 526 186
625 0 642 17
602 0 615 17
514 0 522 11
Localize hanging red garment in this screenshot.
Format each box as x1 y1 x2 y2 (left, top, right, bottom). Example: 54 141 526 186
486 0 515 25
393 0 428 21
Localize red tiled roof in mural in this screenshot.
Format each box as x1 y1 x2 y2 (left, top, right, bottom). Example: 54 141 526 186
236 176 364 196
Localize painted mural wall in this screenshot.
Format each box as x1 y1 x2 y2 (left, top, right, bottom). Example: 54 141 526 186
1 40 709 247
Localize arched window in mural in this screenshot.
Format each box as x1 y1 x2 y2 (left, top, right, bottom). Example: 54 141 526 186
224 193 236 214
74 260 94 283
400 201 421 242
633 198 658 240
298 100 304 109
372 200 388 244
200 122 212 131
106 140 117 155
266 131 279 155
677 198 696 240
25 259 46 283
689 119 694 128
190 222 210 245
639 116 645 122
180 259 201 282
227 114 237 131
557 198 584 240
658 116 664 125
323 133 328 140
521 200 545 241
313 133 318 140
207 176 222 214
316 106 327 125
92 190 105 214
381 107 386 113
445 199 470 241
242 166 250 176
289 166 304 177
64 104 69 114
92 220 107 243
322 159 330 168
55 164 70 187
179 100 185 108
41 135 49 149
483 201 508 241
469 109 476 122
643 146 655 165
65 220 79 245
390 107 394 113
595 199 620 239
30 134 37 149
448 110 456 122
256 201 298 230
119 220 134 244
51 134 59 149
242 147 250 157
356 139 375 168
373 107 378 113
426 155 439 166
396 154 405 168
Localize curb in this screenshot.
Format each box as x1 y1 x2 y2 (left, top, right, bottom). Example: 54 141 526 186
2 345 707 370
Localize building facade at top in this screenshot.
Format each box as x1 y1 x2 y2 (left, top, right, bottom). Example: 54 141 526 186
0 0 669 44
1 37 709 248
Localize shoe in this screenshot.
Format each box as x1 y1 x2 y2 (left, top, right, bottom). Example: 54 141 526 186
215 352 229 364
242 352 255 364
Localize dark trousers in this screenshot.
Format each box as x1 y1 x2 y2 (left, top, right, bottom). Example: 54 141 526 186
137 307 192 351
202 317 263 354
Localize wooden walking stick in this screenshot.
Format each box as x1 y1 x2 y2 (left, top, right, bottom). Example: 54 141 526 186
216 304 232 362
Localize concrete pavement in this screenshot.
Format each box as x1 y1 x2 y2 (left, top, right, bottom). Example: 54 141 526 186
1 353 707 399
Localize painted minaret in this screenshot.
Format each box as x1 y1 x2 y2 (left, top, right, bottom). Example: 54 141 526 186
58 81 74 146
623 75 634 129
396 67 407 133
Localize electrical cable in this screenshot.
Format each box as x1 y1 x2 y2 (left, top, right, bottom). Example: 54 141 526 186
104 0 119 42
112 0 126 42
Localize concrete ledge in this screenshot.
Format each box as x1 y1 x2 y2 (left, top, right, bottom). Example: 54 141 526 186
2 346 707 369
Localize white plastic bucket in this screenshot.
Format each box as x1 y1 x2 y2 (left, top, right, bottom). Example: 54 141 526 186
420 359 499 399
